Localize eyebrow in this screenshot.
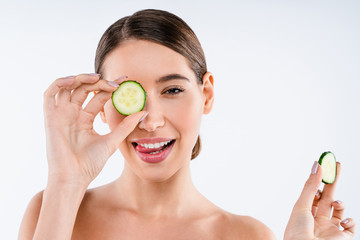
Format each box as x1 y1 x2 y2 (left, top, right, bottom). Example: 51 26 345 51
156 73 190 83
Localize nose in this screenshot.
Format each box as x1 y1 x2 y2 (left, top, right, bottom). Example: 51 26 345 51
138 94 165 132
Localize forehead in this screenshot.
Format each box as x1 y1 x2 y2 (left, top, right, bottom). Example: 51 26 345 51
102 39 196 81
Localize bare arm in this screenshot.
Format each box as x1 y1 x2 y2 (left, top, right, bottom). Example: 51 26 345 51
18 183 87 240
18 191 43 240
18 73 147 240
34 183 86 240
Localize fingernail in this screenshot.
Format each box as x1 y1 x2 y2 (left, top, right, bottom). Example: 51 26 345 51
341 218 349 224
311 161 319 174
107 81 119 88
89 73 101 77
64 75 75 78
335 200 343 204
115 75 128 81
138 112 149 123
316 189 321 198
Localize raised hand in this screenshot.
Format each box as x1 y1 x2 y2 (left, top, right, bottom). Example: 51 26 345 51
284 161 356 239
43 73 147 187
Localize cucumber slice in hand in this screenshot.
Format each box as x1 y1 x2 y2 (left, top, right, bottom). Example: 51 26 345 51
112 80 146 115
318 151 337 184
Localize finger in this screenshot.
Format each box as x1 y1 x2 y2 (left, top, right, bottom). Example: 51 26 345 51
73 73 101 85
330 200 345 226
70 80 119 107
113 75 128 84
311 189 322 216
83 90 112 119
91 76 126 96
43 73 100 110
316 162 341 218
294 161 323 210
341 218 356 236
56 88 71 105
43 76 75 112
322 162 341 198
102 111 149 154
77 73 101 82
63 73 102 91
61 73 101 103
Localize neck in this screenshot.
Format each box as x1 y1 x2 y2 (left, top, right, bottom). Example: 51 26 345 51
112 161 204 219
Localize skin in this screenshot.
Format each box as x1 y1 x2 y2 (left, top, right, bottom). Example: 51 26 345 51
285 162 356 239
18 39 355 240
75 39 274 239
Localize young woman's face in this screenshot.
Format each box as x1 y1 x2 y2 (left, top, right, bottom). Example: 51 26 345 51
101 39 213 182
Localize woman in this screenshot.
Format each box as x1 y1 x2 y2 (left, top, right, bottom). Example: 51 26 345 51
18 9 355 239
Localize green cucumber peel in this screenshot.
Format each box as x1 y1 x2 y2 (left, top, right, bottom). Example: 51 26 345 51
111 80 147 116
318 151 337 184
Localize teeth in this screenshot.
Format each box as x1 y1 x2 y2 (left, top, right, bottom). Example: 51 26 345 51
138 140 172 149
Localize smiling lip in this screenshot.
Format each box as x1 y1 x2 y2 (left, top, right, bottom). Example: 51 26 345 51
132 137 174 144
132 138 175 163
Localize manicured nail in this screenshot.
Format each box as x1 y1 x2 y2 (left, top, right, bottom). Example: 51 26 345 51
107 81 119 88
64 75 75 78
138 112 149 123
115 75 128 81
89 73 101 77
341 218 349 224
335 200 343 204
311 161 319 174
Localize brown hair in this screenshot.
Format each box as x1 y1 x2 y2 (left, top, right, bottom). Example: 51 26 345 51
95 9 207 159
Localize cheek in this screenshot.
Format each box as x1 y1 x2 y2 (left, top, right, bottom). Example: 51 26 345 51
166 93 203 138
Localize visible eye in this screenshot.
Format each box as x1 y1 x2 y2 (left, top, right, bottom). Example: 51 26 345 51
163 87 185 95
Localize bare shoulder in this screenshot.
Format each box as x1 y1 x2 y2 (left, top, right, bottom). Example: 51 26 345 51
18 190 44 239
18 187 100 239
226 212 276 240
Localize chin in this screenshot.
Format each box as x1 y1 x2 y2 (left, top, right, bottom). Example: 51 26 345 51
139 172 176 183
121 155 188 184
135 159 187 183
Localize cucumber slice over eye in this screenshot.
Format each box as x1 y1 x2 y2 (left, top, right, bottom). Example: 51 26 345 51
111 80 146 116
318 151 337 184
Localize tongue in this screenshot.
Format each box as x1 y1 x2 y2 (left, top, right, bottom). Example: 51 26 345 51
135 144 169 153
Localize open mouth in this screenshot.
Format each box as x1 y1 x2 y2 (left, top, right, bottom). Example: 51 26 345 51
132 140 176 163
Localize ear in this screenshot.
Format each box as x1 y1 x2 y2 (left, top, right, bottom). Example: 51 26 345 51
202 72 215 114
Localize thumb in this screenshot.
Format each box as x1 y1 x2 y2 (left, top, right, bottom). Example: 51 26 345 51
103 111 149 153
295 161 323 209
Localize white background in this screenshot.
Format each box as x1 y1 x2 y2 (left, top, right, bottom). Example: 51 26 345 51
1 0 359 239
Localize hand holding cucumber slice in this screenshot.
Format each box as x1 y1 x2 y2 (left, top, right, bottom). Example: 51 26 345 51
112 80 146 115
318 151 337 184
